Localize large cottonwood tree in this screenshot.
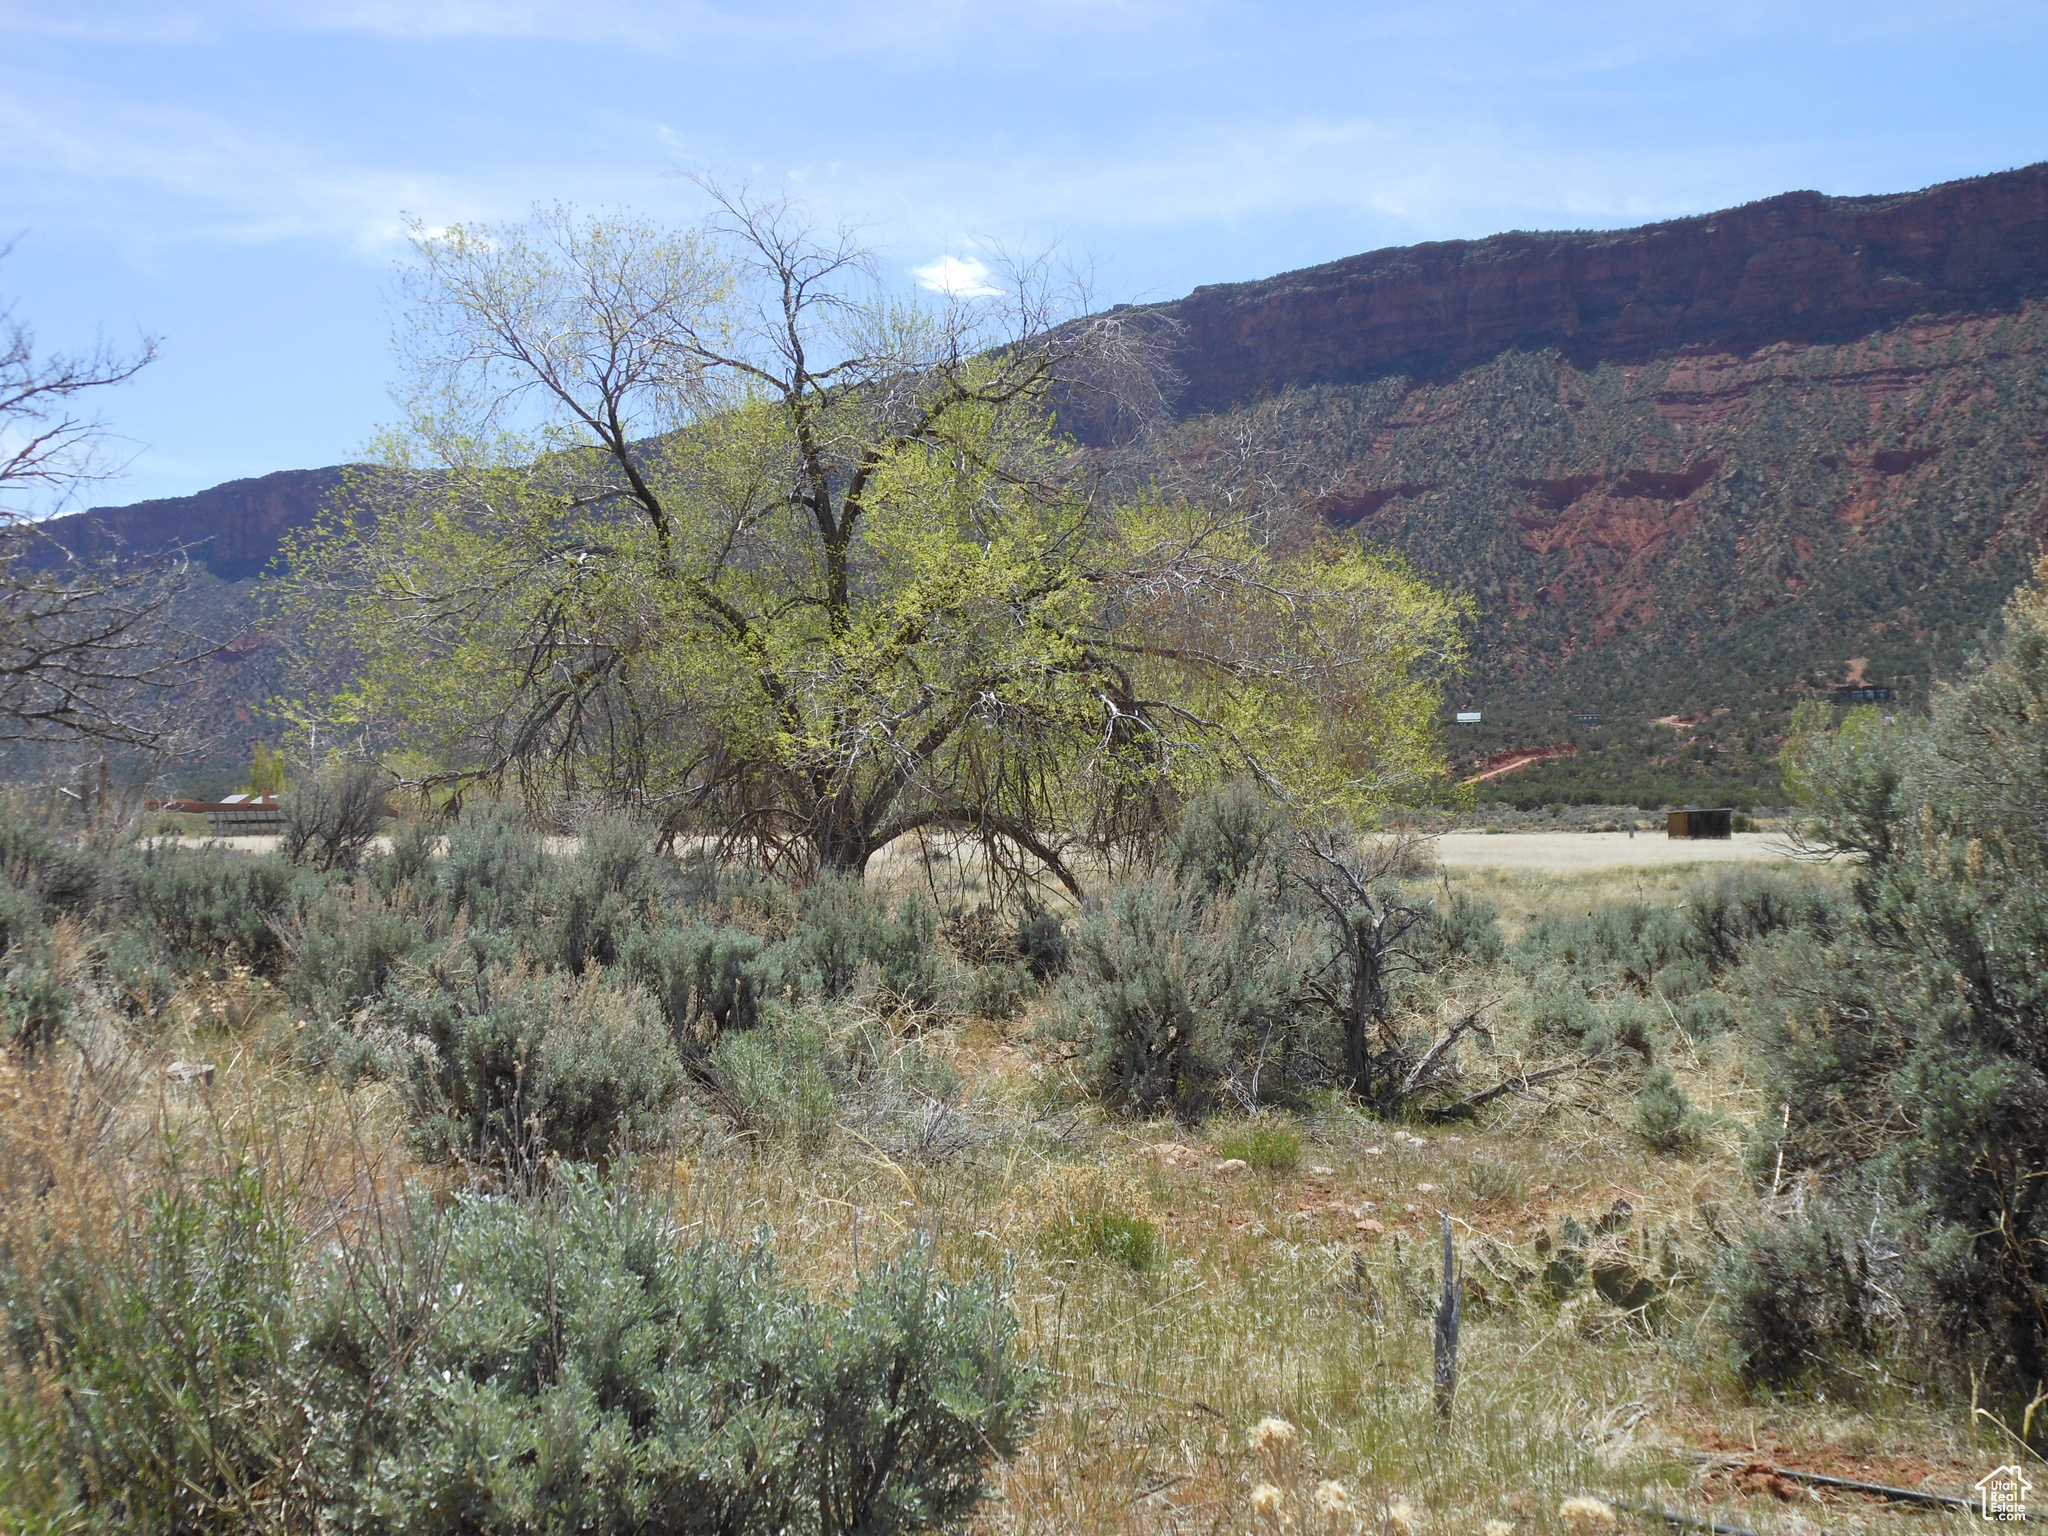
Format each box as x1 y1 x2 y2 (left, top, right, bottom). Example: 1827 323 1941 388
280 197 1464 890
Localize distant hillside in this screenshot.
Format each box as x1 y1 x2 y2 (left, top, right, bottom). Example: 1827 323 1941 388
36 465 357 582
48 163 2048 803
1147 301 2048 804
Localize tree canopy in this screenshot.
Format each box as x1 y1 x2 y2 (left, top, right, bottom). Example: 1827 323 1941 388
278 197 1465 891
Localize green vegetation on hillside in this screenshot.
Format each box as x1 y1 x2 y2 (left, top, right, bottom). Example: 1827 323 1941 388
1144 305 2048 803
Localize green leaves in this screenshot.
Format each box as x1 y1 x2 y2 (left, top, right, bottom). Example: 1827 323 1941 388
277 205 1466 889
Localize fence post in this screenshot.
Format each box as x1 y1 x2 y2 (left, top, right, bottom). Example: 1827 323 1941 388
1433 1209 1459 1423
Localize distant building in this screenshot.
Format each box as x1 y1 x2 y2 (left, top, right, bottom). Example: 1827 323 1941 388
1455 711 1482 725
1830 685 1895 703
1570 714 1599 726
151 793 286 836
1667 807 1733 840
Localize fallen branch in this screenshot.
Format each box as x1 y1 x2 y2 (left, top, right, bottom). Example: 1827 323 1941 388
1425 1062 1578 1123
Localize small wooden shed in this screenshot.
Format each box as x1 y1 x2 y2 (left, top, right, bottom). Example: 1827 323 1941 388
1667 807 1733 840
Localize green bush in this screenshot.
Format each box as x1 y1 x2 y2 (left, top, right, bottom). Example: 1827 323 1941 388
284 886 428 1022
0 948 69 1051
1524 967 1597 1046
538 816 662 971
2 1164 1039 1535
1583 994 1658 1062
1652 957 1711 1001
1744 563 2048 1412
0 814 101 915
1516 900 1695 988
99 929 178 1020
1042 1208 1160 1271
1053 877 1298 1120
963 959 1033 1021
371 968 684 1164
0 883 43 958
0 1158 308 1531
1428 888 1505 964
1014 904 1069 980
1683 868 1841 966
281 759 387 873
674 858 798 928
1167 780 1286 896
370 817 439 896
123 844 302 969
626 922 786 1041
711 1019 837 1147
1678 989 1735 1038
786 876 944 1008
1713 1214 1879 1388
309 1176 1040 1535
438 808 551 929
1634 1066 1700 1152
1212 1120 1302 1173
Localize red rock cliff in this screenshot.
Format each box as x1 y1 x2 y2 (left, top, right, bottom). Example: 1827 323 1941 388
1132 162 2048 414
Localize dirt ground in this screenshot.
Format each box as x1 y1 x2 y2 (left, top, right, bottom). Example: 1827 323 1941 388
1435 831 1800 873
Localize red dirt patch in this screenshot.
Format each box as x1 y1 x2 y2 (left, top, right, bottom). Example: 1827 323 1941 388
1461 746 1577 785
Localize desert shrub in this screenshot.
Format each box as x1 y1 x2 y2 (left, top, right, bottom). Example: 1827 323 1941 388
0 1157 310 1531
1517 900 1697 987
0 948 69 1051
283 884 429 1022
0 814 101 915
964 960 1033 1021
711 1018 837 1147
1014 904 1069 980
1634 1066 1701 1152
1678 989 1735 1038
1420 887 1504 965
1042 1208 1160 1271
123 844 301 970
674 858 798 929
307 1176 1039 1536
1583 994 1658 1062
1212 1119 1302 1173
369 968 684 1163
626 922 786 1041
538 817 662 971
1745 559 2048 1412
1683 867 1842 966
1053 876 1299 1120
3 1162 1038 1535
0 883 43 958
942 906 1015 967
281 759 388 872
1652 957 1711 1001
1461 1155 1527 1205
1713 1213 1880 1388
98 929 178 1019
438 808 551 929
1167 780 1286 896
370 817 439 896
524 984 687 1159
786 876 944 1008
1524 967 1598 1046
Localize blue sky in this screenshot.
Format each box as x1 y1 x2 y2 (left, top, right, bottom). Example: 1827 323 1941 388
3 0 2044 507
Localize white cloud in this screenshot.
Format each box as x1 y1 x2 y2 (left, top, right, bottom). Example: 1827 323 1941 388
909 254 1001 297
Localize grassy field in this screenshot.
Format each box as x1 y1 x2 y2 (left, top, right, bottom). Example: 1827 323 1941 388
7 834 2005 1536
